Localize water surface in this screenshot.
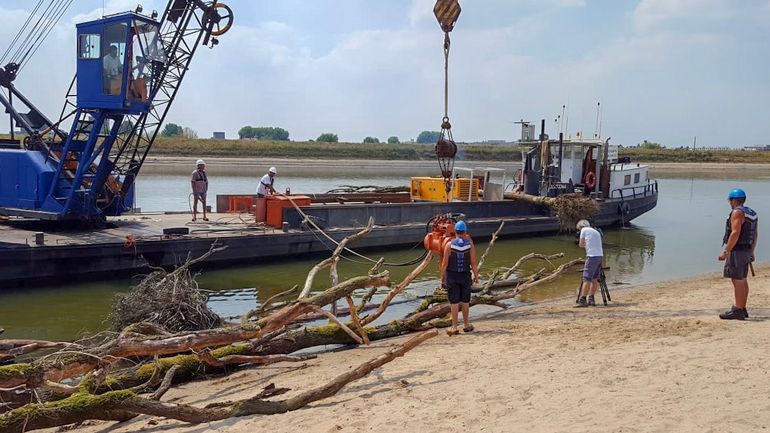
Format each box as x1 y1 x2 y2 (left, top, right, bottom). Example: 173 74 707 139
1 170 768 341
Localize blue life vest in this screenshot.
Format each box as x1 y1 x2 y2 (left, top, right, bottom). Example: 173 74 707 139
447 238 471 273
724 205 758 250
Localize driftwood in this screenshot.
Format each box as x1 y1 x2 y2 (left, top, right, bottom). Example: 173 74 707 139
0 211 591 433
0 330 437 433
504 193 600 230
0 272 390 390
299 217 375 299
360 252 434 326
477 221 505 272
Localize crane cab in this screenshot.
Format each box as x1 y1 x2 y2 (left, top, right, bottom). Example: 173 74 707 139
76 12 165 113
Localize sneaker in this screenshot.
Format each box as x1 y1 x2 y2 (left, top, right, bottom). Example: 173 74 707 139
575 297 588 308
587 296 596 307
719 306 748 320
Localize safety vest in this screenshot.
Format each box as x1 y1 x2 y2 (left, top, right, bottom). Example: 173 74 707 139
724 205 758 250
447 238 471 273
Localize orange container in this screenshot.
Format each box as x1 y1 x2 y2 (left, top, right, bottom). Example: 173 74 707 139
266 195 311 228
228 196 255 212
255 198 266 222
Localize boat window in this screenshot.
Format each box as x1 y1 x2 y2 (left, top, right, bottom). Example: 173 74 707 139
634 173 640 183
624 175 631 186
78 34 100 59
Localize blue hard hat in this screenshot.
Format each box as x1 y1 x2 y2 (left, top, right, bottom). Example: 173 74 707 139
728 188 746 200
454 220 467 232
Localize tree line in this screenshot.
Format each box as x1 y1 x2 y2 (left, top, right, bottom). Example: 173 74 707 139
160 122 449 144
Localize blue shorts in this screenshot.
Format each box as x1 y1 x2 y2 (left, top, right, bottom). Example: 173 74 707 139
583 256 603 281
193 192 206 199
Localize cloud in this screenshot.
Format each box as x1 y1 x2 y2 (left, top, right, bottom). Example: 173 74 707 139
633 0 768 31
2 1 769 147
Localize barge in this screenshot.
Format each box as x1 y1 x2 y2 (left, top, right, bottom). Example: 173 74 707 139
0 132 658 288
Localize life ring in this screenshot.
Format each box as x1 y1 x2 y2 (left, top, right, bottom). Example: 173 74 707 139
584 171 596 189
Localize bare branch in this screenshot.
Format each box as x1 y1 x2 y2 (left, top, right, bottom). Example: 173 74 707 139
361 252 433 326
299 217 375 299
477 220 505 272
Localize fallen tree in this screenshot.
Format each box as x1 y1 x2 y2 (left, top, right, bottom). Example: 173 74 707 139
0 330 437 433
0 214 587 431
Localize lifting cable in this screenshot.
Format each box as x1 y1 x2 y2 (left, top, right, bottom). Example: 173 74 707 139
433 0 461 200
282 194 429 267
1 0 74 72
0 0 45 64
16 0 75 72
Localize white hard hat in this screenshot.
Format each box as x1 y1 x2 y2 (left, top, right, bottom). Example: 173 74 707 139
196 159 205 166
268 166 277 174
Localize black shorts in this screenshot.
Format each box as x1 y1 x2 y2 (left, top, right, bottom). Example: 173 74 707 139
724 249 752 280
445 272 472 304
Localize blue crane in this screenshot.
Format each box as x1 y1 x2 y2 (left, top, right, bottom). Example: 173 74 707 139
0 0 233 222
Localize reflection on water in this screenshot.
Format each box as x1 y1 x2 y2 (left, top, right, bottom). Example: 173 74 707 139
3 173 770 342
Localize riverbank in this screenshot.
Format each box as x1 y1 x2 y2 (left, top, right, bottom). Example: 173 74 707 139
141 155 770 178
63 266 770 433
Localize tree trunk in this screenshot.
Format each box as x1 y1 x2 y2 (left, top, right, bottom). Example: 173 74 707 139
0 330 436 433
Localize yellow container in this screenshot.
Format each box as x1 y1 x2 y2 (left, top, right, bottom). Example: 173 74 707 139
410 177 479 202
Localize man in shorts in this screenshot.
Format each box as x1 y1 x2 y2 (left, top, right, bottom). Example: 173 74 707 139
718 188 759 320
576 219 603 307
440 220 479 335
190 159 208 221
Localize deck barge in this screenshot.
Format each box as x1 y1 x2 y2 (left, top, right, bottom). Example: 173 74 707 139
0 188 657 288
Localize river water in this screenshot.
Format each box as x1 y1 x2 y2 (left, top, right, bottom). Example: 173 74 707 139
1 168 769 341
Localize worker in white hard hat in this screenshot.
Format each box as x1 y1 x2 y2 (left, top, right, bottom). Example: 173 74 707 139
257 166 278 198
191 159 208 221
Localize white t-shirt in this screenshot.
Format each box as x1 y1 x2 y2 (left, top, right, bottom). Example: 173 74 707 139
580 227 603 257
257 174 273 196
103 54 122 77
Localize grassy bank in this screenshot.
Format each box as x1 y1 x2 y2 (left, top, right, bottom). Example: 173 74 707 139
4 133 770 163
620 147 770 163
150 137 525 161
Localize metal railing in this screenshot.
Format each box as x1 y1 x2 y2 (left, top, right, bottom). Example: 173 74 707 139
611 180 658 200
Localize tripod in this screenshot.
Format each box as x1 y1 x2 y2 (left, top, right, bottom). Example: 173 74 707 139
575 268 611 306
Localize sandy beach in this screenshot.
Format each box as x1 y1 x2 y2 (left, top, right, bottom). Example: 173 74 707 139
59 265 770 433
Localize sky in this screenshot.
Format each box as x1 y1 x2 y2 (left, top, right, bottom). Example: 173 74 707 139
1 0 769 147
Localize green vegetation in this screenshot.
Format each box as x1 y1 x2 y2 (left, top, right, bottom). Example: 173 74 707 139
316 133 339 143
160 123 196 139
619 147 770 163
638 140 663 149
238 126 290 141
150 137 525 161
387 136 400 144
416 130 441 144
160 123 183 137
362 136 380 144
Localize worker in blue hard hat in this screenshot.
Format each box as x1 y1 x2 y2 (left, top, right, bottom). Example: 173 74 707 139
718 188 759 320
440 220 479 335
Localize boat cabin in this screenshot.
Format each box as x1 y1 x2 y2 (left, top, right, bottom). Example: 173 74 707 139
76 12 165 113
518 127 655 201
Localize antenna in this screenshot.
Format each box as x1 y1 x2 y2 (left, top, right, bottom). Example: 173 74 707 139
594 101 601 138
560 105 566 134
598 101 603 139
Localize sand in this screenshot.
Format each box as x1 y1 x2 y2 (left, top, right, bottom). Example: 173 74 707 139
56 266 770 433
